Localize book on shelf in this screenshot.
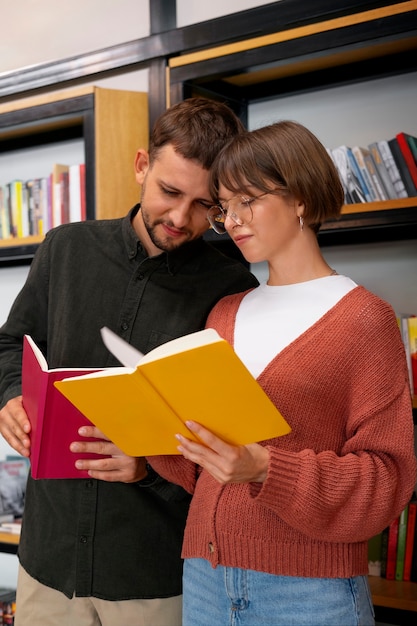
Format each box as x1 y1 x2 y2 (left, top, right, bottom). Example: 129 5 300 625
21 335 107 479
380 524 389 578
0 519 22 536
396 132 417 189
397 313 416 395
332 146 367 204
25 178 44 236
7 180 26 238
54 327 292 457
408 316 417 397
368 142 399 200
0 458 29 519
59 170 70 225
405 133 417 164
376 140 408 198
361 148 389 201
351 146 384 201
395 504 409 581
0 185 11 239
384 515 400 580
51 163 69 228
69 163 86 223
403 497 416 581
387 137 417 198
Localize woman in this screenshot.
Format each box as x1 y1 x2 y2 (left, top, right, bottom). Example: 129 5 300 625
148 121 416 625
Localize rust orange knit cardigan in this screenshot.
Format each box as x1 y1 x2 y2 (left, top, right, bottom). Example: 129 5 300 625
149 286 417 578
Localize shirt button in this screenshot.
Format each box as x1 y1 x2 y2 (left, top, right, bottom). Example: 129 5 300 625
137 272 144 280
121 323 129 331
208 542 214 553
80 535 88 543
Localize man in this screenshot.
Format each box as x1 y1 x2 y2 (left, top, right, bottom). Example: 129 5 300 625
0 97 258 626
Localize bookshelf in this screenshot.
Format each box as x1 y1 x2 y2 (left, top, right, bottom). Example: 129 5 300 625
0 86 148 262
168 0 417 247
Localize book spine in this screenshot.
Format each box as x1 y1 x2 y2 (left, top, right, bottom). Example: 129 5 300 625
388 137 417 197
351 147 380 201
403 501 417 581
368 143 399 199
380 525 389 578
396 132 417 188
377 140 408 198
363 151 388 200
385 516 399 580
398 315 414 395
395 505 409 581
346 147 373 202
406 134 417 164
408 316 417 397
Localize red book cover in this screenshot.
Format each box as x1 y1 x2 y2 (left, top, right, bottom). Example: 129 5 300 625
396 132 417 189
21 335 107 479
403 500 417 581
385 516 399 580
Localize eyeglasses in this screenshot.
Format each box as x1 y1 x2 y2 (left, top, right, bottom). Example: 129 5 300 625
207 191 277 235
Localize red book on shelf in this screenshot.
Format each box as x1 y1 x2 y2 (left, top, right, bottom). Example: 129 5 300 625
396 132 417 189
403 500 417 581
385 515 400 580
21 335 107 479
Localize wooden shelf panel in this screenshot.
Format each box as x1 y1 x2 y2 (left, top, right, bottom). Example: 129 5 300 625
369 576 417 613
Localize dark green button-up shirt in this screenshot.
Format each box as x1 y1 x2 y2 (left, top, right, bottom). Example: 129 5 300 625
0 205 258 599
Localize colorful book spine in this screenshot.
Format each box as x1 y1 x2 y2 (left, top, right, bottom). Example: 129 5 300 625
377 140 408 198
368 142 399 199
408 316 417 397
396 132 417 189
385 516 399 580
388 137 417 197
351 146 380 201
404 500 417 581
395 504 409 581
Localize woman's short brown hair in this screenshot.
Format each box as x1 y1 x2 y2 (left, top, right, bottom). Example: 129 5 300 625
210 120 344 232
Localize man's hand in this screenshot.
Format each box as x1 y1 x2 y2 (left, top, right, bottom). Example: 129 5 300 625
0 396 31 457
70 425 147 483
175 420 270 485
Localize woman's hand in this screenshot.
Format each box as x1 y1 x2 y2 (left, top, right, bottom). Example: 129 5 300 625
176 420 269 485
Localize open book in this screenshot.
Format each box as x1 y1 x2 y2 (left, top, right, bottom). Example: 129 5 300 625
22 336 108 479
54 327 291 456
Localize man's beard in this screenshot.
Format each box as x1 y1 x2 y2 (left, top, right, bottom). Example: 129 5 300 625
140 202 188 253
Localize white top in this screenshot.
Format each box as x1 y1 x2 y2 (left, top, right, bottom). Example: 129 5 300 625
234 275 357 378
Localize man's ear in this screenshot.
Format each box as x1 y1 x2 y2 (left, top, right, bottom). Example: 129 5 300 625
134 149 150 185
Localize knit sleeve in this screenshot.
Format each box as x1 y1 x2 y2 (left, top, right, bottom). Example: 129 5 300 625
249 290 417 543
146 455 199 495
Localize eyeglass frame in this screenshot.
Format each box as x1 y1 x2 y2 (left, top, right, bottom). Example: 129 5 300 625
206 190 280 235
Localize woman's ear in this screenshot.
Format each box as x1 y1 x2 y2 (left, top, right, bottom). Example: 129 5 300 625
134 149 150 185
295 199 305 219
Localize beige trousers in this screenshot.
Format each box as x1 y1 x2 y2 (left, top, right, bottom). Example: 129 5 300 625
14 565 182 626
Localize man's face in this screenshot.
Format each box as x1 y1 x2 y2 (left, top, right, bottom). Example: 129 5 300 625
135 144 213 253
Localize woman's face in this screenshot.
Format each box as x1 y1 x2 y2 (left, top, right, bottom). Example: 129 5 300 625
219 183 302 265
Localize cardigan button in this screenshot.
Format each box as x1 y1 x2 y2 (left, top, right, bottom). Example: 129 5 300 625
208 542 214 553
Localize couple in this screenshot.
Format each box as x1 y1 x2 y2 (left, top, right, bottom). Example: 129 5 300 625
0 98 415 626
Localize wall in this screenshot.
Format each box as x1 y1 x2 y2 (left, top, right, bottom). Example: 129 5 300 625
1 0 416 588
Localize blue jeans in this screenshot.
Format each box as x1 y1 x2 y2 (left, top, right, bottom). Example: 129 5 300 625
183 558 375 626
